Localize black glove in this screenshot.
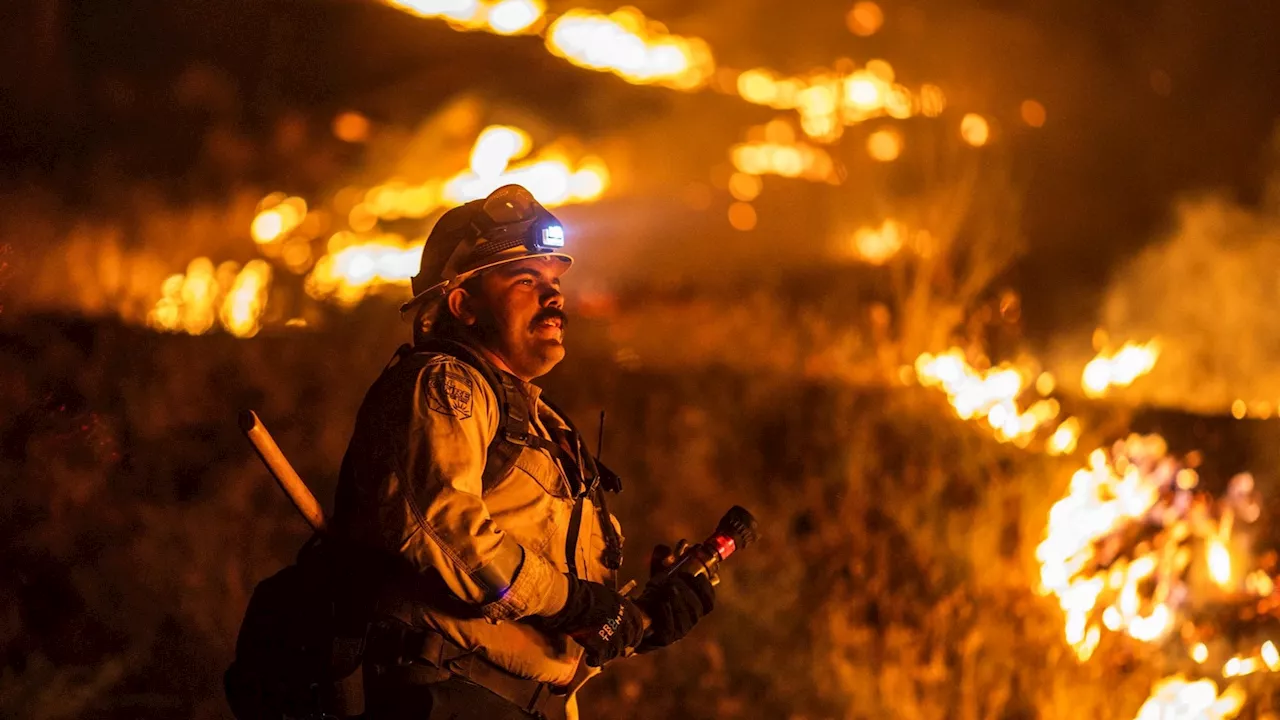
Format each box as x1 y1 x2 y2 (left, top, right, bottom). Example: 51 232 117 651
543 574 645 667
634 544 716 653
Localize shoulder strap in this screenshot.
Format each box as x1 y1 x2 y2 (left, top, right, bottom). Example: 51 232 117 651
410 339 528 484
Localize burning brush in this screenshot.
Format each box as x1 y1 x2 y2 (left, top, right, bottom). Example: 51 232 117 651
1037 434 1280 718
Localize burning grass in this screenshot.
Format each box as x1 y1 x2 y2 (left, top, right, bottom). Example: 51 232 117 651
7 309 1272 718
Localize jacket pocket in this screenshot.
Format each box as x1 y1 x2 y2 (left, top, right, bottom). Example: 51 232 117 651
512 447 572 499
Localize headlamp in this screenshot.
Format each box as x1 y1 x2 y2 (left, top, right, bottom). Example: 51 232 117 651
540 224 565 249
466 185 568 260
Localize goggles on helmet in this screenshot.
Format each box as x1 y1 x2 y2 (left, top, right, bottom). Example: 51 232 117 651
455 185 567 271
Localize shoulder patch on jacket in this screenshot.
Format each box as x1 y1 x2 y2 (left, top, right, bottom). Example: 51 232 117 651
426 366 475 419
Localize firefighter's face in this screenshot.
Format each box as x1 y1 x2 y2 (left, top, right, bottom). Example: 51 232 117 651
449 257 568 381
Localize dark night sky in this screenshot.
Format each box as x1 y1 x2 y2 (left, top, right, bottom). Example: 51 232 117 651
3 0 1280 340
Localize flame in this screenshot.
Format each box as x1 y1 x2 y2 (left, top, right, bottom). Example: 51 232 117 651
384 0 544 34
1082 340 1160 397
1263 641 1280 671
251 195 307 245
1207 537 1232 588
148 258 273 337
219 260 273 338
306 233 420 307
469 125 532 178
1035 437 1179 654
353 126 609 226
546 8 714 89
729 140 838 182
914 349 1059 446
486 0 545 34
1046 416 1081 456
734 63 939 142
1132 676 1244 720
1192 643 1209 664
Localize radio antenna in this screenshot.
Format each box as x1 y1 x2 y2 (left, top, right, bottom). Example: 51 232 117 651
596 410 606 460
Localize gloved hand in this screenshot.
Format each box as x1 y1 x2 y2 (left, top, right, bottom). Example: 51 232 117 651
543 574 645 667
634 544 716 653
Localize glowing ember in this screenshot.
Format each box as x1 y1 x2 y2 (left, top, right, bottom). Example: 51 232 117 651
960 113 990 147
866 128 902 162
851 219 905 264
546 8 714 89
1132 676 1244 720
846 1 884 37
1082 340 1160 398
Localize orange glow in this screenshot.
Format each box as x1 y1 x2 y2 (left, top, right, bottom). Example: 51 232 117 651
866 128 902 161
1020 99 1046 128
850 219 905 264
960 113 990 147
727 172 762 202
727 202 757 231
332 111 371 142
846 1 884 36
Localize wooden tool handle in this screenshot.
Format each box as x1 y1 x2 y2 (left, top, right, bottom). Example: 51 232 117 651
239 409 327 533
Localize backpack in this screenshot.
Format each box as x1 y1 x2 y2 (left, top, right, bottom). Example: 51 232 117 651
224 537 367 720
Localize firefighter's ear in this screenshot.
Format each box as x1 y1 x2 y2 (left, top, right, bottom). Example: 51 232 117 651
446 286 477 326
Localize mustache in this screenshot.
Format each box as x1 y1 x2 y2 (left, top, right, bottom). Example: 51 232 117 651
531 307 568 331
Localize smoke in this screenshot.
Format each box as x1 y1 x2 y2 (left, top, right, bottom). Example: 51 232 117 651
1097 132 1280 414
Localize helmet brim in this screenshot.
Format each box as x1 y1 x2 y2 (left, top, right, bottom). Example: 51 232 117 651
398 250 573 318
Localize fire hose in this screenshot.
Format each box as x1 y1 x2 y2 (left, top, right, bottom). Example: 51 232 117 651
238 409 759 702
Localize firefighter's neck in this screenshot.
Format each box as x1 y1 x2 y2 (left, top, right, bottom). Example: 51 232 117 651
473 341 534 384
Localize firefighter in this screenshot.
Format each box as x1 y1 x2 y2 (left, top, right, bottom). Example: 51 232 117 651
328 184 715 719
